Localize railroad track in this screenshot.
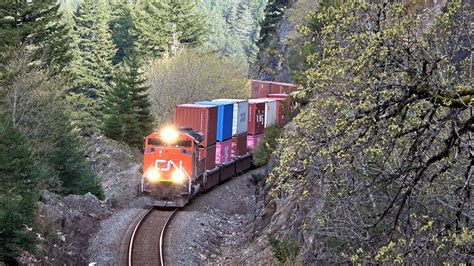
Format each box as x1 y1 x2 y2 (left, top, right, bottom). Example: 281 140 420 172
128 208 177 266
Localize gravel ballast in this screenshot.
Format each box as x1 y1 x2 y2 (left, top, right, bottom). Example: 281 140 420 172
166 167 267 265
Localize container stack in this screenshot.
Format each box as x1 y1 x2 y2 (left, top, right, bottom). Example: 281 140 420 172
247 99 276 149
195 101 234 165
269 82 297 94
251 80 271 98
265 94 293 126
213 99 249 158
174 104 218 170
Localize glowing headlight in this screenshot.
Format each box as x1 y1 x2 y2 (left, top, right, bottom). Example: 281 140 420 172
171 170 186 183
146 168 160 182
161 127 179 144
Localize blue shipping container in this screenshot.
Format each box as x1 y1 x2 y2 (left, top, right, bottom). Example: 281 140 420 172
195 101 234 141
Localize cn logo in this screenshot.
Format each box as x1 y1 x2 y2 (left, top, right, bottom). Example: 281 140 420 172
155 159 183 171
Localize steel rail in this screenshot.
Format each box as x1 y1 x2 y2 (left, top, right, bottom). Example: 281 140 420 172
159 209 178 266
128 208 177 266
127 207 153 266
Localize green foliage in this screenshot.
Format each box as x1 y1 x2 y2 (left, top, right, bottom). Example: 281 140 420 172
47 118 104 199
102 53 154 148
0 117 39 261
197 0 266 65
0 0 71 75
131 0 205 59
257 0 289 49
70 0 116 128
147 50 249 125
269 0 473 263
253 124 281 167
109 1 135 64
268 234 300 263
0 48 104 200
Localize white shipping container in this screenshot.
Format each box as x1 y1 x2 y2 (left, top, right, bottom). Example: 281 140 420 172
212 99 249 135
249 99 277 128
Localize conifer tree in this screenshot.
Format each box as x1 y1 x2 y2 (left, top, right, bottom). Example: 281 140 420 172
102 53 153 148
0 0 71 75
47 111 104 199
71 0 116 128
110 0 135 64
0 117 39 261
166 0 205 55
235 2 259 64
127 54 154 138
131 0 170 59
257 0 289 49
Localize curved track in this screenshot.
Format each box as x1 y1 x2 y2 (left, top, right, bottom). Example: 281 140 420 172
128 208 177 266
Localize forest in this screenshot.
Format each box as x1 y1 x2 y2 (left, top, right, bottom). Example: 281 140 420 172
0 0 264 261
0 0 472 264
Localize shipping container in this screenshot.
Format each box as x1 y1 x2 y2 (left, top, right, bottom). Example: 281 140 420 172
247 133 264 150
195 101 234 141
249 99 277 128
270 82 297 94
174 104 217 147
247 101 265 135
199 144 217 170
232 132 248 157
216 139 233 165
251 80 271 98
266 95 292 126
212 99 249 135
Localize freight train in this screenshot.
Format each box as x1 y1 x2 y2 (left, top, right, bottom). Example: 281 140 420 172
140 80 297 207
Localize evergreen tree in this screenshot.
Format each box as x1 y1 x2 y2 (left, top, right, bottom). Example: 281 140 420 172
73 0 116 100
257 0 289 49
127 54 154 138
235 2 259 64
0 0 71 75
132 0 170 59
166 0 205 56
0 117 39 262
110 0 135 64
102 53 154 148
47 111 104 199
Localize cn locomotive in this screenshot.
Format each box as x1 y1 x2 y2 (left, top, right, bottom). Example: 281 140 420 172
140 81 297 207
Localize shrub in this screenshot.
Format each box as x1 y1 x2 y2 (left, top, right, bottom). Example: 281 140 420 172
268 234 300 263
253 124 280 167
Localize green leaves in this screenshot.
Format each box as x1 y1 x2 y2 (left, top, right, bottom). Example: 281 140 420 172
268 1 473 263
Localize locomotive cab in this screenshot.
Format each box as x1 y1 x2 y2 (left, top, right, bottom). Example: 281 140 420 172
142 127 204 207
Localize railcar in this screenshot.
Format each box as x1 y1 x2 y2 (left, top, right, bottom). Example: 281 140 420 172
140 80 297 207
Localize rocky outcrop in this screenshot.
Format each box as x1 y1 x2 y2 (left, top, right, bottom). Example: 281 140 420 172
19 190 112 264
84 134 143 206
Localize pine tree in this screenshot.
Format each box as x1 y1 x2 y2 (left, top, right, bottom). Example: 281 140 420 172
0 0 71 75
0 117 39 261
110 0 135 64
102 53 154 148
235 2 259 63
257 0 289 49
73 0 116 99
47 112 104 199
131 0 170 59
127 54 154 138
166 0 205 55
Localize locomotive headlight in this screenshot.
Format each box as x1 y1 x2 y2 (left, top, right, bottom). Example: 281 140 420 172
161 127 179 144
146 168 161 183
171 170 186 183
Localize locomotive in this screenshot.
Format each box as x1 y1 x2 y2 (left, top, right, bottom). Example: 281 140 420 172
140 80 297 207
